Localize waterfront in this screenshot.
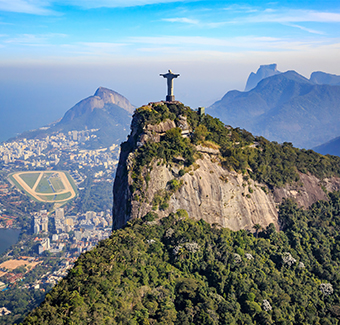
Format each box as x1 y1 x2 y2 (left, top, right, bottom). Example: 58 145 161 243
0 228 20 255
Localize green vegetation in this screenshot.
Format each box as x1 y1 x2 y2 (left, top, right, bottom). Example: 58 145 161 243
49 176 65 192
24 191 340 324
129 127 195 195
126 102 340 200
0 288 46 325
127 103 253 198
19 173 39 189
35 175 53 194
8 173 26 193
37 194 56 201
64 172 78 196
37 192 72 202
151 180 184 211
74 176 112 212
198 115 340 188
55 192 72 201
229 139 340 188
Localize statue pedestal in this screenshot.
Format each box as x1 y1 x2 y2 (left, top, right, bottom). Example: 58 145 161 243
166 95 175 102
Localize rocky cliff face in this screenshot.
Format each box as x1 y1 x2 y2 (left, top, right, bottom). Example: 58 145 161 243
113 102 340 231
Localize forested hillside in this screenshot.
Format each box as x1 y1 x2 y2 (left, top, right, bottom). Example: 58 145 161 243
24 192 340 324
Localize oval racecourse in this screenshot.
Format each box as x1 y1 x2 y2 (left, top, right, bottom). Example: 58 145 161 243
9 171 77 203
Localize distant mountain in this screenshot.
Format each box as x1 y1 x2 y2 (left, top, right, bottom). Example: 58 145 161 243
310 71 340 86
60 87 134 123
17 87 135 149
210 68 340 148
313 136 340 157
244 63 281 91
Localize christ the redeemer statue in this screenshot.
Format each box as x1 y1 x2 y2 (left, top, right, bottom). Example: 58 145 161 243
160 69 180 102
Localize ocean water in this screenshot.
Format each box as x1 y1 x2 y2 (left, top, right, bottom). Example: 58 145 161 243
0 228 21 255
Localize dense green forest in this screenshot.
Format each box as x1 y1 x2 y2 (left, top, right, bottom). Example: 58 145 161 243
23 191 340 324
125 103 340 192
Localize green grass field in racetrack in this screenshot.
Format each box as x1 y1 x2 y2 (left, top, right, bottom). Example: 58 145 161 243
18 173 39 189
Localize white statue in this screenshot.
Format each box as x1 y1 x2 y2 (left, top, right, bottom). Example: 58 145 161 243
160 69 180 101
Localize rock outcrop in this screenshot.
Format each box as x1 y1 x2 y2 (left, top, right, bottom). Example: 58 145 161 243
244 63 281 91
126 153 280 231
113 103 340 231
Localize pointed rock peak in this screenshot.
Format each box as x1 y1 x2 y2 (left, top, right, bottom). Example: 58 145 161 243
93 87 135 113
245 63 281 91
94 87 118 97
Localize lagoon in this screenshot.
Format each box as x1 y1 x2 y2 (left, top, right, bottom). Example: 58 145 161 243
0 228 21 255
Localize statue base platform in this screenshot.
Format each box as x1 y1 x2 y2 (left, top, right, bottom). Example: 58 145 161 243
166 95 175 102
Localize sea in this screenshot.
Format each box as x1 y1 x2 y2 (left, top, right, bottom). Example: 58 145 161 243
0 228 21 255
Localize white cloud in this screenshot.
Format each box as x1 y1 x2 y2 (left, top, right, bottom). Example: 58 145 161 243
0 0 191 14
242 9 340 23
286 23 324 35
0 0 55 15
5 34 48 44
163 17 199 24
57 0 189 9
79 42 128 53
4 33 67 45
129 35 328 52
224 4 258 13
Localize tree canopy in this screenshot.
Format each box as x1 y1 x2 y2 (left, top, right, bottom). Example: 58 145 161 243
24 191 340 324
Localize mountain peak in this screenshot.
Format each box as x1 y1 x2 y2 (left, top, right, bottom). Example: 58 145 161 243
259 70 313 86
93 87 135 113
245 63 281 91
94 86 117 97
310 71 340 86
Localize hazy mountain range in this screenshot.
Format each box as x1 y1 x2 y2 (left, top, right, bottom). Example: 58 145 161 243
313 136 340 157
11 65 340 154
209 65 340 149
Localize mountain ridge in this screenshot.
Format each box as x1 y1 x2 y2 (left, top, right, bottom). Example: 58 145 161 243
313 136 340 157
210 67 340 148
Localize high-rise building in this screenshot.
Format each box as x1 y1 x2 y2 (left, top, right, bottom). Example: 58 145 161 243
86 211 96 220
38 238 50 254
55 208 64 220
34 224 40 234
41 222 48 232
65 218 74 226
72 130 78 141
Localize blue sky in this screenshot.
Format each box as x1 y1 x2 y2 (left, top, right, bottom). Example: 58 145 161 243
1 0 340 61
1 0 340 141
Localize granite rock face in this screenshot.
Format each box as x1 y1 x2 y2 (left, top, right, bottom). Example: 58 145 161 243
127 153 280 231
113 105 340 231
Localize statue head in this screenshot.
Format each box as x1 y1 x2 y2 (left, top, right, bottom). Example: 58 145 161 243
168 69 172 73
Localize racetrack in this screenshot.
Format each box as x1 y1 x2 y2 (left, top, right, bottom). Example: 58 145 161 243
11 171 77 203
